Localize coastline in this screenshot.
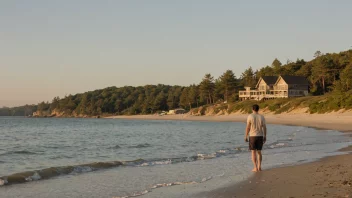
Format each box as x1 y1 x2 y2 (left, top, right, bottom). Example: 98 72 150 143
108 113 352 197
107 113 352 132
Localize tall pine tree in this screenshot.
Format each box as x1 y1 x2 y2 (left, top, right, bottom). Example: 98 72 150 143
199 74 215 104
219 70 237 102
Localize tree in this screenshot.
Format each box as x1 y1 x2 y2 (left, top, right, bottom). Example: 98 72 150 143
314 50 322 58
167 92 175 110
94 99 103 115
241 67 256 88
76 94 88 115
132 93 145 114
311 62 327 94
153 92 167 112
114 99 123 114
188 85 199 108
199 74 215 104
102 98 112 113
296 63 312 78
50 97 60 110
311 56 336 94
37 101 50 111
340 64 352 91
271 58 282 75
219 70 237 102
167 86 182 110
179 88 190 109
123 95 134 109
213 79 224 102
256 66 275 78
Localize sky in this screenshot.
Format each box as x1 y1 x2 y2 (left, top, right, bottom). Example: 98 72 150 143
1 0 352 107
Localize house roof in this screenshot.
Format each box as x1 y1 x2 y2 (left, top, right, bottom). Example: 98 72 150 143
254 75 308 88
279 76 309 85
261 76 279 85
255 76 278 88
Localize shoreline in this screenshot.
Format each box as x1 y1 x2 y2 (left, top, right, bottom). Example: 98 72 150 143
108 113 352 197
107 113 352 132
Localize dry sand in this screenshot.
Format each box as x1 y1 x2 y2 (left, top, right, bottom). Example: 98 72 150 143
108 113 352 198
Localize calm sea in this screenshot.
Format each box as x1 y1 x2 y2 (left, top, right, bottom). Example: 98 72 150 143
0 117 350 198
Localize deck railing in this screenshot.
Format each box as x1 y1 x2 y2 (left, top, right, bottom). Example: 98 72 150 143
239 90 288 98
239 91 266 96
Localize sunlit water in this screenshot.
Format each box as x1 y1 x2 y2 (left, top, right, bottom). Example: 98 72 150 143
0 117 351 198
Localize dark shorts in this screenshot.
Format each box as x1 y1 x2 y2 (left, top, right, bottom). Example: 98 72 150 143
249 136 264 150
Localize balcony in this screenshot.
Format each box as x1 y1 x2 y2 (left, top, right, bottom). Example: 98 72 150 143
239 90 288 99
239 90 266 97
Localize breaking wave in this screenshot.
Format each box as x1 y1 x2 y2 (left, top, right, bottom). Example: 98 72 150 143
128 143 152 148
0 160 125 186
108 145 122 149
0 150 38 156
0 147 239 187
0 142 291 187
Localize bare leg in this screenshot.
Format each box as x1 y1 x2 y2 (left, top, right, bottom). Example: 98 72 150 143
257 150 262 171
251 150 258 172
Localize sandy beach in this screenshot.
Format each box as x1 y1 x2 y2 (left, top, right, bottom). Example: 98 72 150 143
108 113 352 197
196 146 352 198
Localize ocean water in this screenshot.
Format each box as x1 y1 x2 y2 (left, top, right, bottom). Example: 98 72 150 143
0 117 351 198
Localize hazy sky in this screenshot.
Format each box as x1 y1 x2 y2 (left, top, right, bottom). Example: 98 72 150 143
1 0 352 107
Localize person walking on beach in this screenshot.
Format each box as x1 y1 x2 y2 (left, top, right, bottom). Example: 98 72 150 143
244 104 267 172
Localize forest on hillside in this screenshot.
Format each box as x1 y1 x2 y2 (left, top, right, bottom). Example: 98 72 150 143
0 105 37 116
1 50 352 116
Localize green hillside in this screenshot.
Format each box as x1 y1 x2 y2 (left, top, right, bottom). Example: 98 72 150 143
191 90 352 115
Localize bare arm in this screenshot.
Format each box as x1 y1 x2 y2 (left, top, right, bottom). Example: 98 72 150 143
263 125 267 143
262 117 267 143
245 122 250 142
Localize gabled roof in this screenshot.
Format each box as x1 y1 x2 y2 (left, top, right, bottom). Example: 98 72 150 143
278 76 309 85
262 76 279 85
255 76 278 88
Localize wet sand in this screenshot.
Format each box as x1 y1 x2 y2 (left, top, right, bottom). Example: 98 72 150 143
197 146 352 198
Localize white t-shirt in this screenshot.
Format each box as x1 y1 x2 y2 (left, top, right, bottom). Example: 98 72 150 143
247 113 266 137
